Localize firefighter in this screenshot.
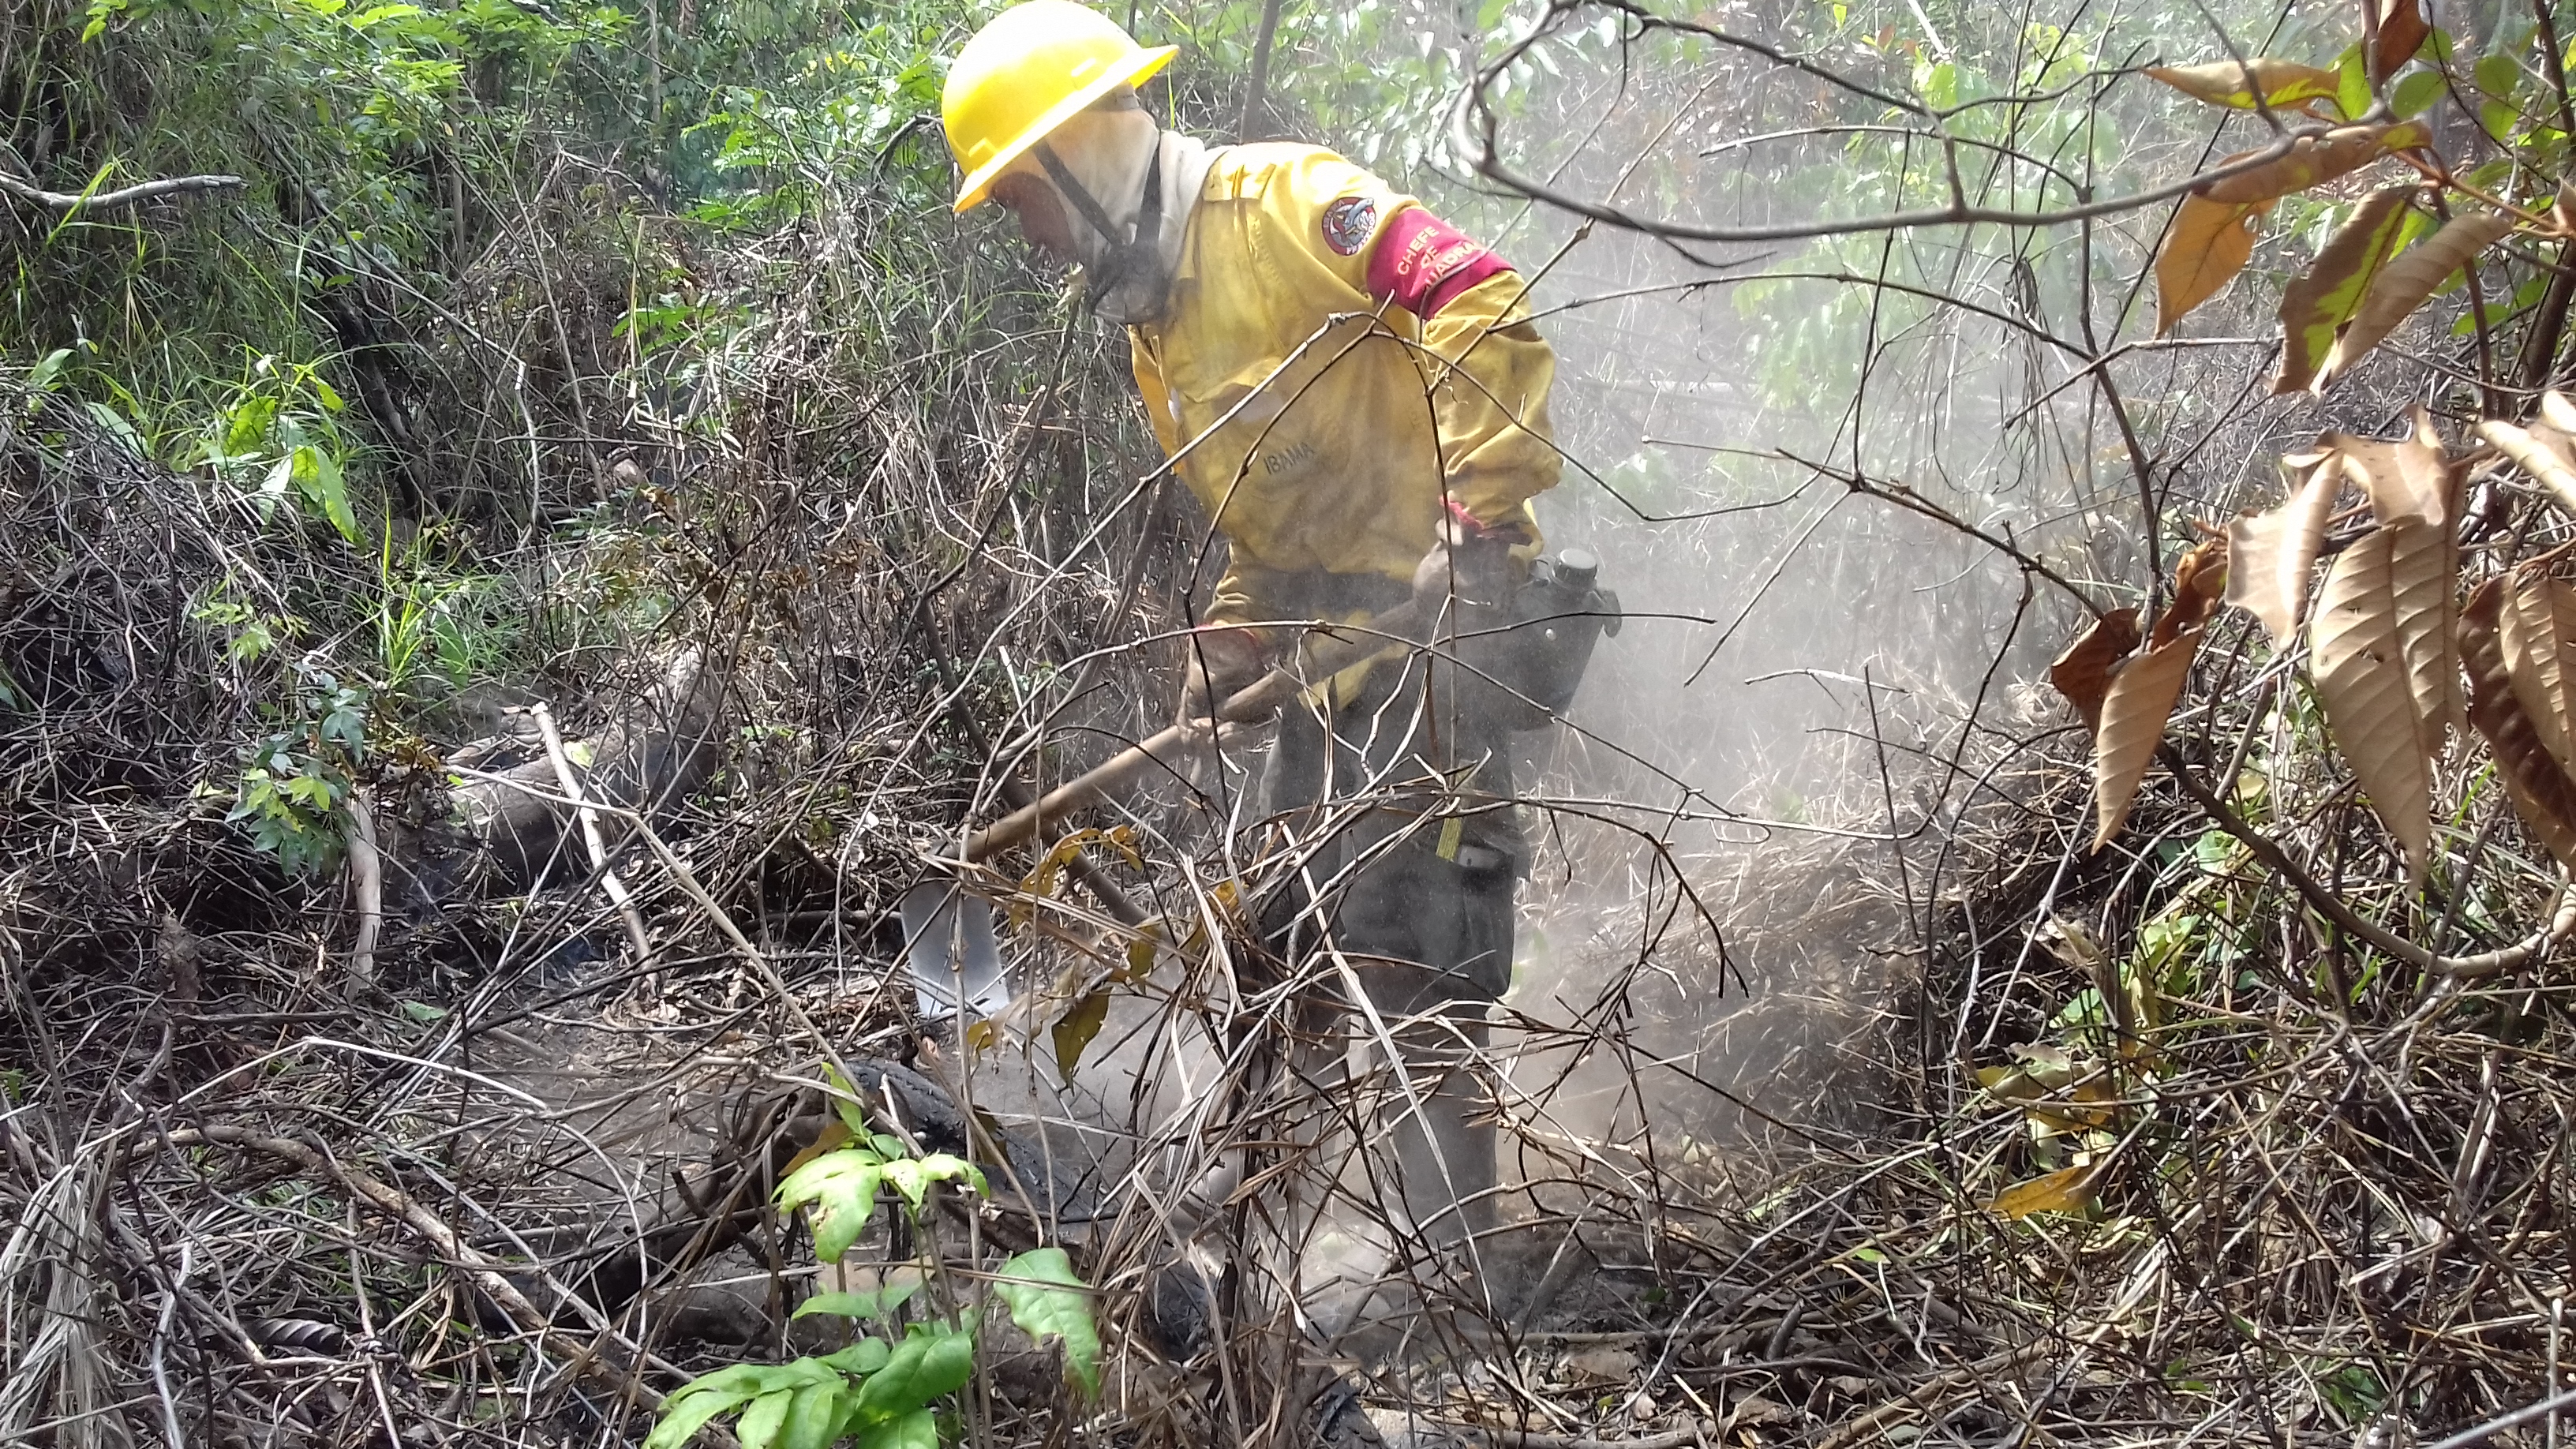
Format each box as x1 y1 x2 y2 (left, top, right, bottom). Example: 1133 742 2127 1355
942 0 1564 1278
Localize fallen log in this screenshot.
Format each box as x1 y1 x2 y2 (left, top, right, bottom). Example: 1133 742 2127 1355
433 647 728 894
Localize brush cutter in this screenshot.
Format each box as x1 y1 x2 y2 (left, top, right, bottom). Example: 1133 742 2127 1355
898 595 1434 1017
897 549 1623 1017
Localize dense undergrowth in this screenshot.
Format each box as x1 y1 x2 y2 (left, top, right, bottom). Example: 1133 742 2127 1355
13 0 2576 1444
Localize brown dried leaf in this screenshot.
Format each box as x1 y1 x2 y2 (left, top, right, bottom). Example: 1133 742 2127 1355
2387 516 2462 764
2151 537 2233 646
2321 212 2514 387
1990 1163 2099 1219
2198 122 2432 206
2308 526 2432 877
2156 196 2267 335
2463 578 2576 869
2145 58 2343 108
2091 627 2201 849
2049 606 2142 731
2275 187 2417 394
2225 455 2340 645
2331 417 2452 526
1562 1346 1641 1384
2499 574 2576 781
2372 0 2430 83
2478 420 2576 517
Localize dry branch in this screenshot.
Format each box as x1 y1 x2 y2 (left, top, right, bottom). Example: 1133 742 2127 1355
0 169 244 212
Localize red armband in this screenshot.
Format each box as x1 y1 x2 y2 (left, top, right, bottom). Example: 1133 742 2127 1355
1366 207 1514 319
1442 497 1532 547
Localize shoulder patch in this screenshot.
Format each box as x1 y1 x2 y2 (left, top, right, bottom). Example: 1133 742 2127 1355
1320 195 1380 256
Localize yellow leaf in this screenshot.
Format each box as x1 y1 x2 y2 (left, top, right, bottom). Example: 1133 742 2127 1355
2308 526 2433 878
1050 987 1110 1084
2198 122 2431 207
2049 607 2142 730
1118 921 1163 983
2091 627 2202 848
1990 1163 2098 1220
2145 58 2342 108
2323 212 2513 387
2225 452 2341 645
2275 188 2417 394
2500 574 2576 782
2464 577 2576 869
2156 195 2267 335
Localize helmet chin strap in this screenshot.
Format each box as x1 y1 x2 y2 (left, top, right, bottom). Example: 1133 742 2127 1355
1032 129 1165 313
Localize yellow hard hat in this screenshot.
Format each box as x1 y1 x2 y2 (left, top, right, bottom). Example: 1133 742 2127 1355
942 1 1177 213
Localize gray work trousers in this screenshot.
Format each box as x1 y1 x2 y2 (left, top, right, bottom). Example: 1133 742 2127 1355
1254 636 1520 1255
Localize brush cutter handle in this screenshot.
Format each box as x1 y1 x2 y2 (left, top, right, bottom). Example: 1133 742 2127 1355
963 597 1431 863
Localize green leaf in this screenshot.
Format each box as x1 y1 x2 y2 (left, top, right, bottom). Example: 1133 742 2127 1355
855 1409 939 1449
878 1152 984 1209
796 1290 888 1321
794 1272 924 1323
2477 52 2522 99
308 447 358 541
736 1387 794 1449
1051 987 1110 1083
2476 54 2522 138
28 348 72 394
777 1149 883 1263
822 1337 895 1376
82 401 143 455
2274 186 2416 392
851 1327 975 1424
2335 43 2371 122
823 1066 874 1136
994 1247 1102 1396
2390 69 2446 118
774 1380 846 1449
645 1365 792 1449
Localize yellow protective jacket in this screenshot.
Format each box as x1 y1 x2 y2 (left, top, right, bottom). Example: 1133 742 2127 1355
1128 144 1560 626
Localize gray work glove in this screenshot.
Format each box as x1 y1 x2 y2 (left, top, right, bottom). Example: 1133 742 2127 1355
1177 623 1272 726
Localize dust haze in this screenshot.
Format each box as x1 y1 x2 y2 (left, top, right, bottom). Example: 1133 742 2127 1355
1395 35 2154 1168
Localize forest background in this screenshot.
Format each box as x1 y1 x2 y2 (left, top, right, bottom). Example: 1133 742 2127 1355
16 0 2576 1442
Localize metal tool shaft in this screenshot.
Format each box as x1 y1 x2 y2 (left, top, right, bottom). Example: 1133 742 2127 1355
964 598 1429 862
